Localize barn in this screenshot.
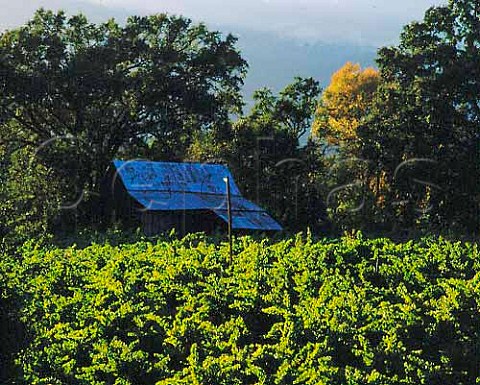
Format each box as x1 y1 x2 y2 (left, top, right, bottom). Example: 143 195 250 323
105 159 282 235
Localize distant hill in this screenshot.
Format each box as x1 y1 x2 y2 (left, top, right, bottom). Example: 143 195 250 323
229 27 378 105
0 1 378 106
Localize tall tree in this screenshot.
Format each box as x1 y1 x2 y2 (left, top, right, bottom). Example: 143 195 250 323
309 64 380 232
313 62 380 154
0 9 247 226
359 0 480 233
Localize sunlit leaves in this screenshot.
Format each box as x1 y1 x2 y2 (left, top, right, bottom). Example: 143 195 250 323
313 62 380 150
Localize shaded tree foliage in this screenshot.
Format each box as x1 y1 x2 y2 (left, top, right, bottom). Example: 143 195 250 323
0 144 61 247
358 0 479 234
0 9 247 231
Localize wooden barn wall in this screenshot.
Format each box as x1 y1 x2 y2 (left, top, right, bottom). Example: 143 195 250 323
101 169 143 229
142 210 223 236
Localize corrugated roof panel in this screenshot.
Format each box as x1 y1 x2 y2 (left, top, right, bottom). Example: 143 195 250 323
113 159 282 231
128 191 264 212
113 159 241 196
214 210 282 231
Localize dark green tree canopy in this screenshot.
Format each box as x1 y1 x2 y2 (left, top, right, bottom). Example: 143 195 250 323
377 0 479 128
0 9 247 192
228 77 325 231
359 0 479 232
249 76 321 142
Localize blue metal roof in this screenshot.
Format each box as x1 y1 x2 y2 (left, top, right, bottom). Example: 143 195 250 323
113 159 282 231
214 210 282 231
128 191 264 212
113 159 241 195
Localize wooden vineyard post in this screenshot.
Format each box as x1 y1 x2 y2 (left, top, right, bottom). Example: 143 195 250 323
224 176 233 263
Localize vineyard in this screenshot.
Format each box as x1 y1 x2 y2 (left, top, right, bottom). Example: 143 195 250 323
0 234 479 384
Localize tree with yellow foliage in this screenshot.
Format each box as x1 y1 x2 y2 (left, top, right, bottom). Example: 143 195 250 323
311 63 380 231
313 62 380 153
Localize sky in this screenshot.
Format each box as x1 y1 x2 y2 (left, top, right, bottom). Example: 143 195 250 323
1 0 446 46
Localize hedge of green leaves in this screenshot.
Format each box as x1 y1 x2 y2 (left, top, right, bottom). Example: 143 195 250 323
1 234 479 384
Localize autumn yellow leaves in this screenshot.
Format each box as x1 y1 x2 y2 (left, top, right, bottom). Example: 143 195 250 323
313 62 380 152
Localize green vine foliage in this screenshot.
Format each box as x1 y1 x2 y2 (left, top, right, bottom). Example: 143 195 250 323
1 234 479 384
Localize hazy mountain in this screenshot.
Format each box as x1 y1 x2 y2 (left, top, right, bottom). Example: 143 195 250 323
81 0 444 47
0 0 377 104
0 0 130 30
230 27 377 105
